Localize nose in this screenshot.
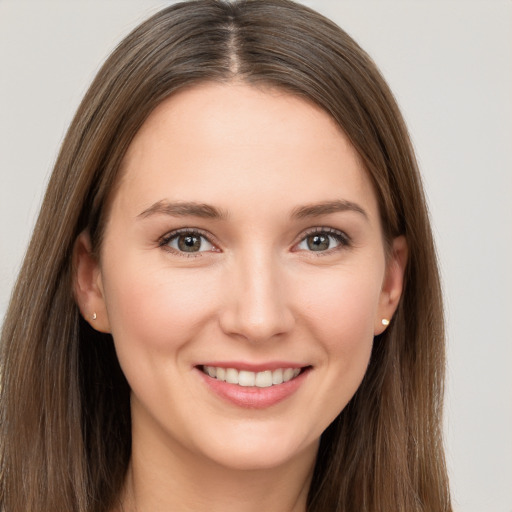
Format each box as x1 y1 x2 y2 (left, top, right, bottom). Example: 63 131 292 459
218 250 295 343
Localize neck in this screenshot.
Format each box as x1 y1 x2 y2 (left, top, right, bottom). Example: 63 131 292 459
118 423 317 512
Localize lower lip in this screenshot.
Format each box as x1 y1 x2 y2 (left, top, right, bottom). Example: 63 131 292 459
196 367 310 409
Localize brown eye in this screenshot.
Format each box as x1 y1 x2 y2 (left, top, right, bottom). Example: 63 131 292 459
306 234 330 251
165 231 214 253
178 234 201 252
296 230 349 253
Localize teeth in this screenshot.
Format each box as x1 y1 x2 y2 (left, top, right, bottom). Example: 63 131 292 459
202 366 302 387
238 370 255 387
283 368 294 381
255 370 272 388
272 368 283 385
225 368 239 384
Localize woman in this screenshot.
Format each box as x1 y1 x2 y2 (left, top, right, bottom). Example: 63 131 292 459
0 0 452 511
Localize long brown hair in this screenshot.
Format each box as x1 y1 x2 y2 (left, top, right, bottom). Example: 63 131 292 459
0 1 451 510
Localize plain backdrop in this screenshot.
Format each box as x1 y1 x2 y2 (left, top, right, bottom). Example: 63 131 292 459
0 1 511 511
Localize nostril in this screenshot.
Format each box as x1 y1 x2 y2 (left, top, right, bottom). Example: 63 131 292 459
218 309 295 343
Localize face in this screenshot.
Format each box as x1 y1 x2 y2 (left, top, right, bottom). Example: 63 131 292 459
76 83 406 472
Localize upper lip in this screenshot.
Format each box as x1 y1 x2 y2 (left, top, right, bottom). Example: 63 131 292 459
196 361 308 372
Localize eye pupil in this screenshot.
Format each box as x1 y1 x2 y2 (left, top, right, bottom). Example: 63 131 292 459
307 234 330 251
178 234 201 252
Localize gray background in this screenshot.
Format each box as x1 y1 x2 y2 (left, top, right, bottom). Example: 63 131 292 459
1 1 511 511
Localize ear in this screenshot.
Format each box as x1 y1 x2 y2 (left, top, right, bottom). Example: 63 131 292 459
73 231 111 333
374 235 408 335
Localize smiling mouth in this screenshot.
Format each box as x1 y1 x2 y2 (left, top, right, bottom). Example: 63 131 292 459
200 365 307 388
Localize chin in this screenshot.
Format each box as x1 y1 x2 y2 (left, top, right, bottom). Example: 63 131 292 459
194 431 319 472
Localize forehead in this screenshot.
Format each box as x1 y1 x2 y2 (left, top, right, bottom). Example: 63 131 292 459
114 82 378 221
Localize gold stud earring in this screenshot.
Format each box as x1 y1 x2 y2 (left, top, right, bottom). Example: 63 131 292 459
92 312 97 321
381 318 390 326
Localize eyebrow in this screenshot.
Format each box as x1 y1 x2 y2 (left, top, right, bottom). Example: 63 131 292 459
291 200 368 220
137 199 367 221
138 200 228 220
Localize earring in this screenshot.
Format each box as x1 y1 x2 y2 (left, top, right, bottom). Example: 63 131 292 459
92 312 97 321
381 318 390 326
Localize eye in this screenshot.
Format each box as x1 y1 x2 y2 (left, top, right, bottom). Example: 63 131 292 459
162 230 215 254
296 229 349 253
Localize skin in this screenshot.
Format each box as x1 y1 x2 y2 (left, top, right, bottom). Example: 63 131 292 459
74 82 407 512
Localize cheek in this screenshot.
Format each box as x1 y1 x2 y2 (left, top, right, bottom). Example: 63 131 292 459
283 264 383 435
101 257 220 356
292 263 382 400
295 264 383 343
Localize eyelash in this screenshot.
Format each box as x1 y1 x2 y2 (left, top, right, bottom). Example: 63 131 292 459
159 228 217 258
158 226 351 257
296 227 352 256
